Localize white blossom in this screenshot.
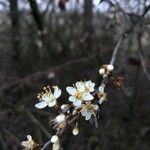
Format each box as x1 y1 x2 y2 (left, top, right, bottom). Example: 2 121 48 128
81 103 98 120
35 86 61 109
84 80 95 92
21 135 37 150
66 81 95 107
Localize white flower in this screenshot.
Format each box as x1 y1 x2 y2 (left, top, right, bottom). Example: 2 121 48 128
81 103 98 120
66 81 95 107
84 80 95 92
51 135 59 143
21 135 38 150
55 114 66 123
107 64 114 71
35 86 61 109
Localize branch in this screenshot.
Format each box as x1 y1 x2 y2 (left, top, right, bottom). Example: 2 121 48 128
40 114 79 150
28 0 44 32
142 4 150 17
109 33 124 65
40 139 51 150
0 54 98 94
137 33 150 81
39 31 126 150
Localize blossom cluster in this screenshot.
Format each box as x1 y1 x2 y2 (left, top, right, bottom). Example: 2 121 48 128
21 64 114 150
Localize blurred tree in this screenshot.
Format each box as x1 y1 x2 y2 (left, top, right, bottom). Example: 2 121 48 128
9 0 21 60
83 0 93 53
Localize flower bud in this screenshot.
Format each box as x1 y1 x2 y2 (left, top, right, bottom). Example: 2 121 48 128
107 64 114 71
103 74 108 78
72 127 79 136
51 135 59 143
61 104 70 113
52 143 60 150
99 68 105 75
55 114 66 123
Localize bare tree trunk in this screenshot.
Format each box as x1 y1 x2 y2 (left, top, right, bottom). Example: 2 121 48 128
28 0 48 58
83 0 93 53
9 0 21 60
28 0 44 32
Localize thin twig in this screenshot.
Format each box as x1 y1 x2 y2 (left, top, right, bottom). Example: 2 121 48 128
110 33 124 65
138 50 150 81
40 114 79 150
40 139 51 150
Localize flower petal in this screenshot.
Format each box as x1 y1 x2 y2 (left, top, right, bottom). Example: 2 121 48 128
81 110 87 116
66 87 77 95
35 101 47 109
99 84 105 93
82 93 94 101
21 141 28 147
85 112 92 120
93 104 99 110
42 95 51 102
76 82 85 92
85 80 95 92
69 96 76 102
27 135 32 141
53 86 61 99
73 100 82 106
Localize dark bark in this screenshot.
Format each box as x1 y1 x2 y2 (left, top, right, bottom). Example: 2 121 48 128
28 0 44 32
9 0 21 59
83 0 93 51
28 0 48 58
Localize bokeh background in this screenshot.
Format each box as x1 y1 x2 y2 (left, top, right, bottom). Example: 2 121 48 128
0 0 150 150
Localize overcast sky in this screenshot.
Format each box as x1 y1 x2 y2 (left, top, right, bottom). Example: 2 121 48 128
0 0 150 15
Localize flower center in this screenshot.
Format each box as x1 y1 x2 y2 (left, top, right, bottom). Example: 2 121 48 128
75 91 83 99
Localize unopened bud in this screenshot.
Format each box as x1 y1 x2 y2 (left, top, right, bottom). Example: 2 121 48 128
103 74 108 78
72 127 79 136
99 68 105 75
52 143 60 150
61 104 70 113
107 64 114 71
55 114 66 123
51 135 59 143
